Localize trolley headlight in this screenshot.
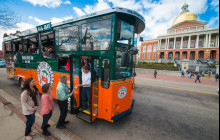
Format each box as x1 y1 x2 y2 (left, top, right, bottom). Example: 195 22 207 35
114 103 120 111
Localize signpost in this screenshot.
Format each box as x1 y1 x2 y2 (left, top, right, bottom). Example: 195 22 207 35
36 22 52 32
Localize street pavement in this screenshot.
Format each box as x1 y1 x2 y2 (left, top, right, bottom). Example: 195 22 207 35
0 68 219 140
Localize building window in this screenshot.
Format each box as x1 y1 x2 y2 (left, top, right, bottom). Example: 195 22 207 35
153 53 156 58
198 26 204 30
143 45 146 52
142 53 145 59
176 41 180 49
190 27 196 31
199 40 203 48
177 30 181 33
153 44 157 52
210 40 215 47
183 41 187 48
161 43 165 49
183 29 188 32
147 45 152 52
190 40 195 48
147 53 151 59
169 42 173 49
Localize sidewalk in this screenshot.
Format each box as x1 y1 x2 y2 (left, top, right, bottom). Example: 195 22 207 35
0 89 83 140
137 73 219 86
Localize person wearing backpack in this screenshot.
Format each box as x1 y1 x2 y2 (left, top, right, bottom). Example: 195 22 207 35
195 72 201 83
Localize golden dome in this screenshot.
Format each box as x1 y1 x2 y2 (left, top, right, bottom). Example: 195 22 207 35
172 11 198 26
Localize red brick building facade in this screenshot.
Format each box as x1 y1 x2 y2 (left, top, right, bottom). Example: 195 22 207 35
140 3 219 61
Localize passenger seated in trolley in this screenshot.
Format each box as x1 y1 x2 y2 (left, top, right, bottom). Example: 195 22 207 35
28 44 38 54
42 47 55 58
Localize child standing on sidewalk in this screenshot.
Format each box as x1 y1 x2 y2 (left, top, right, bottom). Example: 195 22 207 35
40 83 54 136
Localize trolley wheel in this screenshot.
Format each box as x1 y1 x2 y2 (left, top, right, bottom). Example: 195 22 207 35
19 78 24 88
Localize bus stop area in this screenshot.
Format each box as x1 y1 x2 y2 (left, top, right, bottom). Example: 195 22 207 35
0 89 83 140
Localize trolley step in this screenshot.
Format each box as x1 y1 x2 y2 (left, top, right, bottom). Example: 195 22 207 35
76 110 91 123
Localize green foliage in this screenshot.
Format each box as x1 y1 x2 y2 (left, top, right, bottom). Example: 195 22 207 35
136 62 179 71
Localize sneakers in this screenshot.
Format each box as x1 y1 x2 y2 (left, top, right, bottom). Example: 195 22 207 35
64 121 69 124
24 136 32 140
43 130 51 136
46 124 51 128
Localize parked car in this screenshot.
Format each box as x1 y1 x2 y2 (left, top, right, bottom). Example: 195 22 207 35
0 60 6 68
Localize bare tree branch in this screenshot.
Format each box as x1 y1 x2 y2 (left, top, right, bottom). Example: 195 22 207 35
0 0 21 29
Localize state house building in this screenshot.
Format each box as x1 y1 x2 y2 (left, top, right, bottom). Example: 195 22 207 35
140 3 219 62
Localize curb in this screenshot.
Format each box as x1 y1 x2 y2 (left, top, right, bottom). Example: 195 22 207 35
0 89 83 140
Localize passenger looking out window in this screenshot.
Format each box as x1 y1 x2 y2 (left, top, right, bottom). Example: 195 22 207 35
42 47 55 58
28 44 38 54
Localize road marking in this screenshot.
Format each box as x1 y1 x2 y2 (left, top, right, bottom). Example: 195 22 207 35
135 82 218 95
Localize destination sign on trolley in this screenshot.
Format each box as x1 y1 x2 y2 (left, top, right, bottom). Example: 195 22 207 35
37 22 52 32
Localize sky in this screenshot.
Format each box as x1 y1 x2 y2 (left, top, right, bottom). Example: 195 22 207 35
0 0 219 50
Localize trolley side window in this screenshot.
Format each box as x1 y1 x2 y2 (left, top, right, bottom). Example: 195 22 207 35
115 50 133 79
40 31 56 58
58 26 79 51
5 42 12 54
101 60 110 89
117 20 134 45
12 39 23 54
24 35 39 54
81 19 112 51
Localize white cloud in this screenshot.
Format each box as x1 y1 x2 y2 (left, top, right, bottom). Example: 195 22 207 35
71 0 209 39
22 0 62 8
64 0 71 5
73 7 85 16
0 23 35 50
210 0 219 12
207 16 219 28
29 16 73 25
84 0 111 14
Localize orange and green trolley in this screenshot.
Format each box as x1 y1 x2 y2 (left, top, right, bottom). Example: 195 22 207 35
2 7 145 123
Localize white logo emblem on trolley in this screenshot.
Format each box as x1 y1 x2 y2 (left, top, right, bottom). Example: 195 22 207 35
118 86 127 99
37 62 54 87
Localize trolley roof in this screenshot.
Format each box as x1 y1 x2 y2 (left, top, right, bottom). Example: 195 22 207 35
3 7 145 42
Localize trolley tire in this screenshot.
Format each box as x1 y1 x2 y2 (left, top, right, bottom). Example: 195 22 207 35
19 78 24 88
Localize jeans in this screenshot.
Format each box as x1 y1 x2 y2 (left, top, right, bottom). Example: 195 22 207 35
41 111 52 130
82 87 91 108
57 100 68 127
25 113 35 136
195 78 201 83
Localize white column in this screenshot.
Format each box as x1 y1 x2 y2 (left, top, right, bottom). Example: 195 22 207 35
180 36 183 49
218 34 219 48
215 35 218 48
165 38 167 50
157 39 160 50
174 37 176 49
205 34 208 48
160 39 162 50
196 35 199 48
188 36 191 49
167 38 170 50
208 34 211 48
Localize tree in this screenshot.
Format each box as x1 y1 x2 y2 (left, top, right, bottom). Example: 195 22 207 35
0 0 20 29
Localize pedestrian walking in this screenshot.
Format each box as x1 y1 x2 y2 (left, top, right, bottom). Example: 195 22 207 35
215 73 219 82
21 78 40 140
56 75 74 129
154 70 157 79
208 70 212 78
195 72 201 83
78 65 91 111
40 83 54 136
181 70 185 77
